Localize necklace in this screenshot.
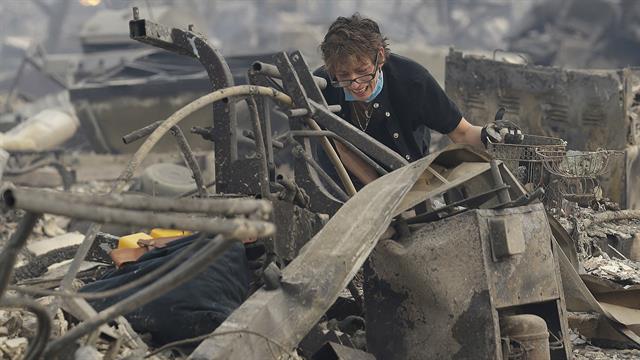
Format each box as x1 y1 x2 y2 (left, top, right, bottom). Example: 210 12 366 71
351 102 375 131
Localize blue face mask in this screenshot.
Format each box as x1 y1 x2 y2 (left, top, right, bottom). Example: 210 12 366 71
344 70 384 103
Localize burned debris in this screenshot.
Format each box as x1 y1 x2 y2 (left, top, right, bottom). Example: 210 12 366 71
0 2 640 360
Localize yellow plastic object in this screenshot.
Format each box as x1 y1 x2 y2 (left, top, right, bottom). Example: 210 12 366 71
118 232 153 249
149 228 192 238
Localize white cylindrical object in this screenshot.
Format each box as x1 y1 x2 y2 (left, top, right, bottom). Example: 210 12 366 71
0 109 79 152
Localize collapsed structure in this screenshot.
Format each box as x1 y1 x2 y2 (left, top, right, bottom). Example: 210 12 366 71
0 7 640 360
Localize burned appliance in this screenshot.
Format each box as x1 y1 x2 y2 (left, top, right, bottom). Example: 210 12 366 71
365 203 572 359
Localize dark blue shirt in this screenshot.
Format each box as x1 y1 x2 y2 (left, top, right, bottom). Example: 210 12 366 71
314 53 463 162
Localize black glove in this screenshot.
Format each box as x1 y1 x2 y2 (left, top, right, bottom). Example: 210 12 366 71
481 108 524 147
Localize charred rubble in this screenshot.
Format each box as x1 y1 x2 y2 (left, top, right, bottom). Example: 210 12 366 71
1 5 640 360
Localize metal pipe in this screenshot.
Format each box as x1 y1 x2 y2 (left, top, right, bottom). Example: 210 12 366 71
287 108 310 117
284 105 340 117
262 98 275 178
246 96 271 200
0 211 39 296
169 125 207 198
288 130 388 176
243 130 284 149
3 187 271 216
252 61 327 89
303 117 357 196
490 160 511 204
122 120 162 144
0 296 51 360
45 234 235 357
291 145 349 202
3 198 273 240
308 99 408 171
123 122 207 197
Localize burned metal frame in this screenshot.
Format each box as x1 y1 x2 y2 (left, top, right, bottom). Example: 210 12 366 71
0 12 579 360
129 10 237 194
0 186 276 357
191 146 519 358
248 52 347 214
286 130 388 176
122 120 207 198
2 187 274 239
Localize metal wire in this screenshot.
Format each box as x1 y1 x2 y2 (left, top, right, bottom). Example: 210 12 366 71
247 96 272 200
44 234 236 356
0 296 51 360
9 233 209 300
537 149 620 178
487 134 567 203
0 211 40 297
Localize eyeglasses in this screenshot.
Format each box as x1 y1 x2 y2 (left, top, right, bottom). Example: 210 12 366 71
330 53 379 88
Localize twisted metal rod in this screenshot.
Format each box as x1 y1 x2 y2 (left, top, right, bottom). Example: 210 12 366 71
44 234 236 356
61 85 291 291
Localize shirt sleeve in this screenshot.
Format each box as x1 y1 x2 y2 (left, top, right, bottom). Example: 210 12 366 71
420 71 463 134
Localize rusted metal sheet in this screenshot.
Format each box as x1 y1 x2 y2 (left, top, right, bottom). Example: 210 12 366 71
445 49 627 150
445 50 639 208
188 145 503 359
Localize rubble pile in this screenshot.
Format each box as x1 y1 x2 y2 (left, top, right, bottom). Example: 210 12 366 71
574 346 640 360
0 4 639 358
553 201 640 262
568 329 640 359
583 256 640 285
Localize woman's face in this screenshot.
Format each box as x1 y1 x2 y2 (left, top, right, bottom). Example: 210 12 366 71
333 52 382 101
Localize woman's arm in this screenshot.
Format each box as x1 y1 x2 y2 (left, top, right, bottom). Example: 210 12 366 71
447 117 483 146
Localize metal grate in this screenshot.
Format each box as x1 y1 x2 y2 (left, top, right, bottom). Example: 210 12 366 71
487 135 567 190
536 149 622 205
